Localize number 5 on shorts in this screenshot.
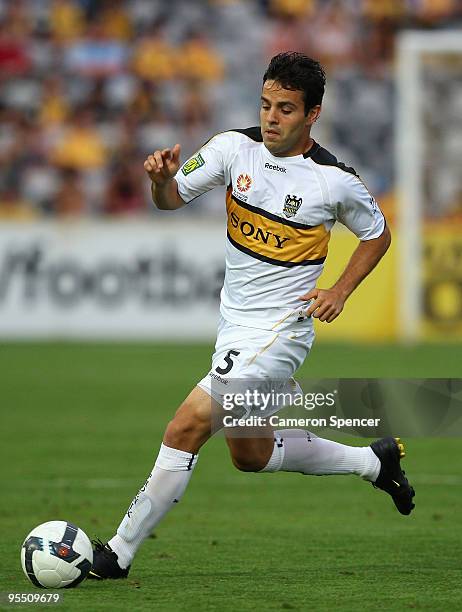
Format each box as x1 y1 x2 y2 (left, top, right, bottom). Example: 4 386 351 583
215 350 240 375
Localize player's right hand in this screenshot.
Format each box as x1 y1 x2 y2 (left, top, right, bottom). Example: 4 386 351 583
144 144 181 186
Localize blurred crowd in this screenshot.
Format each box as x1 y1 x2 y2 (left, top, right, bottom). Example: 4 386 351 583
0 0 461 219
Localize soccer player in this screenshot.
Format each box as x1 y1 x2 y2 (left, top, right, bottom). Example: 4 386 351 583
89 52 415 580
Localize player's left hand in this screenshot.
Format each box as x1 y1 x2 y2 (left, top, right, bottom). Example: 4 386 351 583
299 287 345 323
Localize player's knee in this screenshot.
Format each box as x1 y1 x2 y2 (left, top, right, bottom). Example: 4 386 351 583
164 416 207 447
164 400 211 449
164 418 190 446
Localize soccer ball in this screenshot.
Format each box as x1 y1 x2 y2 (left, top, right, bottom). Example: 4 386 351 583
21 521 93 588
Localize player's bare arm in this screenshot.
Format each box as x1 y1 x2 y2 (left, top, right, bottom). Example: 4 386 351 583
301 224 392 323
144 144 185 210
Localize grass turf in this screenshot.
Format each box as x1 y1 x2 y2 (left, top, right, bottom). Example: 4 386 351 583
1 343 461 611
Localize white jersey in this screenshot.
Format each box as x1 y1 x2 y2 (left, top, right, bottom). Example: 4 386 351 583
175 127 385 332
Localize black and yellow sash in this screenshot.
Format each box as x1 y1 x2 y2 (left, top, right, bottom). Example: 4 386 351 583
226 189 329 267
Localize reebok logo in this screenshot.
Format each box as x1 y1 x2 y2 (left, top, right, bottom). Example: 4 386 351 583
264 162 286 173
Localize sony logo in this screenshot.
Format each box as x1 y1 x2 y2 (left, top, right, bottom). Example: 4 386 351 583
229 212 290 249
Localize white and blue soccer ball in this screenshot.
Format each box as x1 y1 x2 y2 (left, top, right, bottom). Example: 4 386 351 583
21 521 93 588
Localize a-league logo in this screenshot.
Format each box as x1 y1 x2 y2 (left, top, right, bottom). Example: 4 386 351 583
283 194 302 218
182 153 205 176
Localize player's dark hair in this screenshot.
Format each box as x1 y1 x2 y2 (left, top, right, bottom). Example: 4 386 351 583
263 52 326 115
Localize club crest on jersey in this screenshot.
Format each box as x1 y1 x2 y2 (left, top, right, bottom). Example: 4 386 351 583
237 173 252 193
283 194 302 218
181 153 205 176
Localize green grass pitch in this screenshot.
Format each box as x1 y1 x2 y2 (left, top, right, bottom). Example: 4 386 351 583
1 342 461 611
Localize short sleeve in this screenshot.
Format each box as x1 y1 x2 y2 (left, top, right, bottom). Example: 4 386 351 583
334 173 385 240
175 132 233 203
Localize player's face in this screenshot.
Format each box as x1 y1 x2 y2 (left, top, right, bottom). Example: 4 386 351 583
260 80 320 157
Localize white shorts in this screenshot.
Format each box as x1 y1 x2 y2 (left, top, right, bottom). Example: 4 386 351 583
198 316 314 417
